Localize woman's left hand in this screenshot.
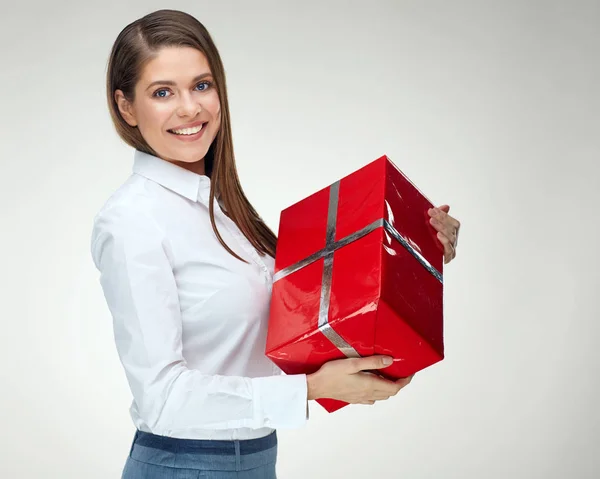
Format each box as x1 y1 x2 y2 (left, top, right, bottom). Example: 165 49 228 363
427 205 461 264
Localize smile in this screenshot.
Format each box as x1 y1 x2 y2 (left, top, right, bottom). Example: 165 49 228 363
169 122 205 135
167 122 207 141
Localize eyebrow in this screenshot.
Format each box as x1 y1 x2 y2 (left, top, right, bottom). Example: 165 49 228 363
145 73 213 91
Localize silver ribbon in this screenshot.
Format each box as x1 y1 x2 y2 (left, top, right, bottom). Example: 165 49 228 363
273 180 443 358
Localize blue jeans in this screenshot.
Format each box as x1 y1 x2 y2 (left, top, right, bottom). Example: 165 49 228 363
121 429 278 478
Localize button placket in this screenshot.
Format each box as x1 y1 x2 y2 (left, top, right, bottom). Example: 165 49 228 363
211 200 271 279
219 210 270 274
196 180 272 282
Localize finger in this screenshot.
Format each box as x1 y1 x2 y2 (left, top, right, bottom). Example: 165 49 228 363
359 400 376 405
428 209 460 246
373 389 401 400
428 205 450 216
371 397 390 403
393 380 411 391
435 209 461 232
371 377 407 396
429 217 458 242
430 206 459 230
369 374 413 399
431 211 460 236
387 379 412 395
395 374 414 386
436 232 456 264
350 355 394 373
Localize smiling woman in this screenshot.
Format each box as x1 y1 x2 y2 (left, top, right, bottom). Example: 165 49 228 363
114 49 220 174
92 8 457 479
105 14 259 263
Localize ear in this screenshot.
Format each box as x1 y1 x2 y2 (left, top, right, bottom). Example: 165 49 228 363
114 89 138 127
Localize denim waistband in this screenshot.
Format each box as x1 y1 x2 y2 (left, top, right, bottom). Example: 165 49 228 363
132 429 277 456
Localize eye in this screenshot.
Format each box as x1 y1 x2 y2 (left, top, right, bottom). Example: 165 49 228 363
195 80 212 91
152 89 170 98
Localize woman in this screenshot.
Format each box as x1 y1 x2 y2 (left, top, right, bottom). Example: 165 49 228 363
91 9 461 479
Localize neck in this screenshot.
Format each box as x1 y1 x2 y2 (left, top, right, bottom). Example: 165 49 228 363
171 158 206 176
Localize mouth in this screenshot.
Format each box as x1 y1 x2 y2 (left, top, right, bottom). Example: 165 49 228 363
167 122 207 141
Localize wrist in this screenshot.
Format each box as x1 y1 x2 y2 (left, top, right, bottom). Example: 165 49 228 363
306 371 323 401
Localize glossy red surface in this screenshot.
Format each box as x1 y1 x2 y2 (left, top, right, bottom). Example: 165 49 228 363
266 155 445 413
275 185 329 272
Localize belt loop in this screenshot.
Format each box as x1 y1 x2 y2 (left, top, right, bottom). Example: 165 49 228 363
128 429 139 458
234 440 241 471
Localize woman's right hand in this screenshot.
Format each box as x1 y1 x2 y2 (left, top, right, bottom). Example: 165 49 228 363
306 355 414 405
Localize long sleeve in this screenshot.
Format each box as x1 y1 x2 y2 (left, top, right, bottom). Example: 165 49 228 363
90 205 308 436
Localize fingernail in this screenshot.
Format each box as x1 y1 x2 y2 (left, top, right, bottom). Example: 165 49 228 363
383 356 393 366
428 208 436 216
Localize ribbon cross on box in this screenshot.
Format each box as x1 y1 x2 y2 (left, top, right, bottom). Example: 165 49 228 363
266 155 445 413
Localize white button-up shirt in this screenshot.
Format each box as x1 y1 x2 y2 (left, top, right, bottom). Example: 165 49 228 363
90 149 308 440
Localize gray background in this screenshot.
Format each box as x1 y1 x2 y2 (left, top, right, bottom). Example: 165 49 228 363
1 0 599 477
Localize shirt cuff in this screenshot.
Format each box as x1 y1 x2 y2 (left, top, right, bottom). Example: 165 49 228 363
252 374 308 429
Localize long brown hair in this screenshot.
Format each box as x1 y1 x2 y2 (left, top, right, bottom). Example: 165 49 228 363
106 9 276 262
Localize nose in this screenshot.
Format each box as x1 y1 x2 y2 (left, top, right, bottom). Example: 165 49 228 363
176 91 202 117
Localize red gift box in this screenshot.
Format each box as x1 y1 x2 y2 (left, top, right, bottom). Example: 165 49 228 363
266 155 445 413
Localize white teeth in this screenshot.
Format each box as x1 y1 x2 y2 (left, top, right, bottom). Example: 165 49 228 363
171 124 203 135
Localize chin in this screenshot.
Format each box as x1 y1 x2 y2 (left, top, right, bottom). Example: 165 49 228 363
168 145 210 162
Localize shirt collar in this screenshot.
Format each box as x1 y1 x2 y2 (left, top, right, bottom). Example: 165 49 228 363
132 149 210 202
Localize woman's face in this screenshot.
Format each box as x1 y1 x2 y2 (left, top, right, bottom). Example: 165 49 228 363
115 46 221 175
